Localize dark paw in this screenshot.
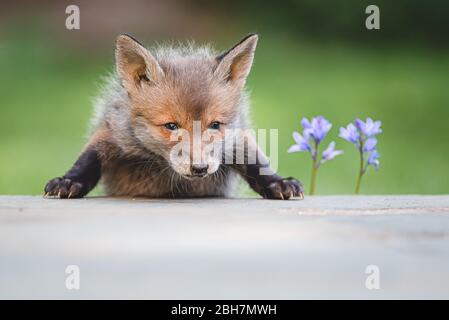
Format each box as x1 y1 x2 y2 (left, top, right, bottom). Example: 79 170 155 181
262 177 304 200
44 177 85 199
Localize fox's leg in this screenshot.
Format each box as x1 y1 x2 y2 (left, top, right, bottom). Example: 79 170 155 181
232 160 303 200
227 135 304 200
44 149 101 198
44 129 108 198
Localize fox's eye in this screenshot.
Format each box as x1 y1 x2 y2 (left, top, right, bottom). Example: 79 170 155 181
164 123 179 131
209 121 221 130
138 74 149 82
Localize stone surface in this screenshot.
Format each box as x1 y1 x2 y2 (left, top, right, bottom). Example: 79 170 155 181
0 195 449 299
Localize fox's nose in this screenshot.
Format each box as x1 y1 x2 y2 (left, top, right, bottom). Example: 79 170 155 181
191 164 208 177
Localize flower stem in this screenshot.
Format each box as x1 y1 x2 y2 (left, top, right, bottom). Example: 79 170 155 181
354 147 364 194
309 140 319 195
309 159 318 195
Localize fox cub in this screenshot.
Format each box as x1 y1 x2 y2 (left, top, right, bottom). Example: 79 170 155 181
44 34 303 199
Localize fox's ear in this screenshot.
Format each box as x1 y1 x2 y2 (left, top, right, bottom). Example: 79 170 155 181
115 34 164 93
215 34 258 89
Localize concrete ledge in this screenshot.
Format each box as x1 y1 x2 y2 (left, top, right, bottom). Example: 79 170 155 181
1 195 449 299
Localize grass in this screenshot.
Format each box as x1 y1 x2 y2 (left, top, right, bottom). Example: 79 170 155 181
1 33 448 195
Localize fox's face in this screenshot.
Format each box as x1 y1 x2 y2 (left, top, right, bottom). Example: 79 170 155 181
115 34 257 178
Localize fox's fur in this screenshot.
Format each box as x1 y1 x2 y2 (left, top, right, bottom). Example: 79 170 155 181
44 34 303 199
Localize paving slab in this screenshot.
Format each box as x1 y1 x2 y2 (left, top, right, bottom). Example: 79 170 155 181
0 195 448 299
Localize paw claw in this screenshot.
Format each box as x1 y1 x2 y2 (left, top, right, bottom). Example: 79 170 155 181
44 177 85 199
262 177 304 200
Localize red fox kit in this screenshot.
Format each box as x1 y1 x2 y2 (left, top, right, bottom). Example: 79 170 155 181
44 34 303 199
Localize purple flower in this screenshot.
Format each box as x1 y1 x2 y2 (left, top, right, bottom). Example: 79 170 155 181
288 115 342 166
307 116 332 144
339 123 360 145
367 149 380 170
288 131 311 153
339 118 382 166
355 118 382 137
363 138 377 152
321 141 343 163
301 118 311 130
288 115 342 195
339 117 382 193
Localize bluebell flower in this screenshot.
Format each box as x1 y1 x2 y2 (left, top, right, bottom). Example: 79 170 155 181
339 123 360 145
288 116 342 195
321 141 344 164
301 118 312 131
288 131 311 153
355 117 382 137
367 149 380 170
363 138 377 152
308 116 332 144
339 117 382 193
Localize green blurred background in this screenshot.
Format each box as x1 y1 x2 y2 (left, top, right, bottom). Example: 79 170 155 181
1 0 448 195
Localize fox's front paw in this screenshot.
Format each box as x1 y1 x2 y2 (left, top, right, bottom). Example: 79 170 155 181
44 177 85 199
262 177 304 200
